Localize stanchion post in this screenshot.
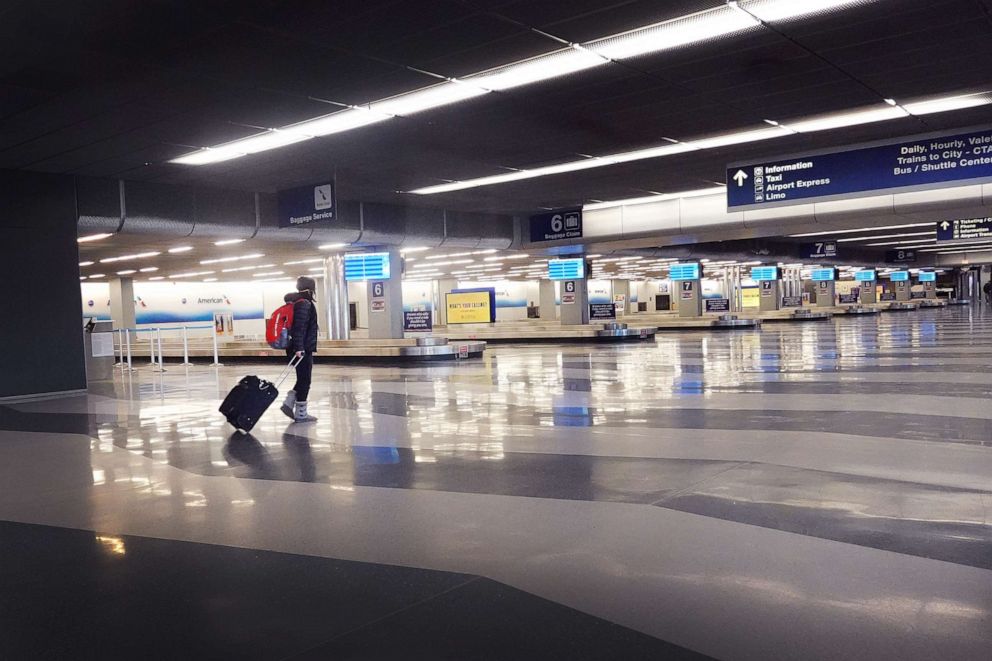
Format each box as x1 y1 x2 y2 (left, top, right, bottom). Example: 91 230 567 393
155 328 166 372
211 329 223 367
181 326 192 366
125 329 134 371
149 329 157 366
116 328 125 367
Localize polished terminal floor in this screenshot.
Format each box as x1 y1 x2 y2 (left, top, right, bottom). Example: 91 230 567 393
2 309 991 660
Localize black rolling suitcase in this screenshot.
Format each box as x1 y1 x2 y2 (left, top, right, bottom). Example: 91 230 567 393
219 355 302 433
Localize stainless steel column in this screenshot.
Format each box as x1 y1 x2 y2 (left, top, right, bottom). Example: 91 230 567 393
322 254 350 340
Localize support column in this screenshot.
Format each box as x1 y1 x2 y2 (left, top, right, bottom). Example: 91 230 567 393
894 279 911 302
322 254 349 340
436 278 457 326
859 279 877 304
367 251 404 339
816 280 836 307
559 278 589 325
676 279 703 317
538 280 557 320
759 280 781 311
611 279 630 316
109 277 136 330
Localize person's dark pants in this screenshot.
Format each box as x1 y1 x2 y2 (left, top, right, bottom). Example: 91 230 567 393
290 352 313 401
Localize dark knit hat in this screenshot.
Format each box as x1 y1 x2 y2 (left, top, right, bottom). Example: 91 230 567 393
296 276 316 292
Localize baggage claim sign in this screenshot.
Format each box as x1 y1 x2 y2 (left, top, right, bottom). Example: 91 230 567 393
727 127 992 209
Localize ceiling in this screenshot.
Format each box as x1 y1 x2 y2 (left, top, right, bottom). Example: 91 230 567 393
4 0 992 217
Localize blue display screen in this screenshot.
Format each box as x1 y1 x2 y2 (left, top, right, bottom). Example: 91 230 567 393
548 258 585 281
918 271 936 282
890 271 909 282
344 253 391 281
750 266 779 281
854 270 876 282
810 268 836 282
669 263 701 280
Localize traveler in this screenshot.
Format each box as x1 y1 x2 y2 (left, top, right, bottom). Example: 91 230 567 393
280 276 319 423
984 280 992 305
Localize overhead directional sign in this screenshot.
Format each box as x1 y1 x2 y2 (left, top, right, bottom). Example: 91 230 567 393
278 181 336 227
800 241 837 259
727 126 992 209
935 217 992 243
530 208 582 242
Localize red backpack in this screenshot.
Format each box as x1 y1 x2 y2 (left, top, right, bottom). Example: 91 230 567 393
266 301 296 349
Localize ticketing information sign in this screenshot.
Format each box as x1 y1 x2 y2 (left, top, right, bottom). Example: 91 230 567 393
854 270 876 282
935 217 992 243
727 127 992 209
548 259 585 281
918 271 937 282
890 271 910 282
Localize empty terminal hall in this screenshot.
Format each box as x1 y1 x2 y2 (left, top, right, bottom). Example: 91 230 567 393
3 0 992 659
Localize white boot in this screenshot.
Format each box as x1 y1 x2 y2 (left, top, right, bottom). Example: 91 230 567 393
280 390 297 420
294 401 317 423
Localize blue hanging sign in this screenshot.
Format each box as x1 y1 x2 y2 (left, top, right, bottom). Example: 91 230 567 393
935 217 992 243
727 126 992 209
278 181 336 227
889 271 910 282
918 271 937 282
854 270 876 282
530 209 582 242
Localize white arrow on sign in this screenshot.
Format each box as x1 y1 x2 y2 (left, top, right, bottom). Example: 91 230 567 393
940 221 951 230
732 170 749 187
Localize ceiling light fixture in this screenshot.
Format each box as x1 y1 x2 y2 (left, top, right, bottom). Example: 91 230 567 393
169 0 876 166
284 258 324 265
148 276 165 281
168 246 194 253
78 233 113 243
214 239 245 246
169 270 215 279
788 223 933 237
836 231 934 242
100 251 161 263
200 253 264 265
410 88 989 195
319 243 348 250
79 261 94 267
583 186 727 211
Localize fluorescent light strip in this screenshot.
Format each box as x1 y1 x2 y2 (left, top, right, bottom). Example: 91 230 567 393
214 239 245 246
411 89 990 195
78 233 112 243
200 253 264 265
100 251 161 263
284 258 324 265
79 261 94 267
170 0 876 166
789 223 933 237
168 246 193 253
584 186 726 211
836 231 934 243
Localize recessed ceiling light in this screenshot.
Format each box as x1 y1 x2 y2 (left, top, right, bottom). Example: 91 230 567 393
284 258 324 265
116 269 137 275
168 246 194 253
100 251 161 263
78 233 113 243
214 239 245 246
148 276 165 281
79 261 94 267
319 243 348 250
139 267 159 273
88 273 105 278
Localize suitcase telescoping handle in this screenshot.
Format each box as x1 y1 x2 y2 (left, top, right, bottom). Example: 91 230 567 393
274 353 305 388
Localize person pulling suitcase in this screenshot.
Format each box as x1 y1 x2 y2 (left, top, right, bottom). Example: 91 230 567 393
280 276 319 424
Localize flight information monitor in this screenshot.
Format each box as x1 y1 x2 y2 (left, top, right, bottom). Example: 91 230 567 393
750 266 780 281
810 268 837 281
547 258 585 281
344 252 391 281
854 270 876 282
918 271 936 282
669 263 702 280
889 271 910 282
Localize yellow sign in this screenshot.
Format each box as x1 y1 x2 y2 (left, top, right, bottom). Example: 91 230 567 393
446 291 493 324
742 287 760 308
